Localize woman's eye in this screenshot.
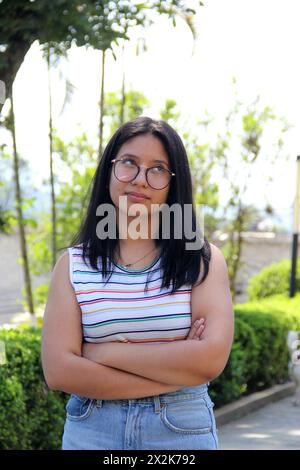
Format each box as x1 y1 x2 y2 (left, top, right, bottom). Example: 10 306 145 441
152 166 165 173
121 159 135 165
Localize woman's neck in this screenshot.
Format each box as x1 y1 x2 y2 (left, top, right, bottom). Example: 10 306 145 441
115 240 160 269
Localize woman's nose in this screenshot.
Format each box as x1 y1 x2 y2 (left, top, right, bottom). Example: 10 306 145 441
132 167 148 186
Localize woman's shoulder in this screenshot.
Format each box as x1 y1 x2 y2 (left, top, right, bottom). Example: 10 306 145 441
208 242 225 261
194 242 227 287
53 246 79 267
47 250 72 294
51 244 83 275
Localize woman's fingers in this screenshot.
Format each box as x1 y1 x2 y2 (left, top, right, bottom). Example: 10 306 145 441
196 323 205 339
187 318 205 340
187 320 201 339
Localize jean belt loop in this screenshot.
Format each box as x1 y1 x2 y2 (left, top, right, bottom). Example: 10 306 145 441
154 395 162 414
96 399 103 408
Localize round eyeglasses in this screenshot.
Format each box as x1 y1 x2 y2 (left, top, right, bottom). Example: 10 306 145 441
111 158 175 190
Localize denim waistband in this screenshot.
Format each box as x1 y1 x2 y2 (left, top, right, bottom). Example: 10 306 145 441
95 383 209 412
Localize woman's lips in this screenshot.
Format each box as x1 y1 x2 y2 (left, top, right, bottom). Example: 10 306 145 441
126 192 149 201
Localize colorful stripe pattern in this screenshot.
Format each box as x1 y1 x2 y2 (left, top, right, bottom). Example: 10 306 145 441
68 245 192 344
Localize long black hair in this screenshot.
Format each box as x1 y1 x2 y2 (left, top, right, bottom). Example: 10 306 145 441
70 116 211 293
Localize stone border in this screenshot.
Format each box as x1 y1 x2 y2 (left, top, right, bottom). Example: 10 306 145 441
215 382 296 426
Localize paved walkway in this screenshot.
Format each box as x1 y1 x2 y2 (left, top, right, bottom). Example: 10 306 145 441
217 395 300 449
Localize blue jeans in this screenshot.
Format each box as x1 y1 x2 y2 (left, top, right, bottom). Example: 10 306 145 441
62 383 218 450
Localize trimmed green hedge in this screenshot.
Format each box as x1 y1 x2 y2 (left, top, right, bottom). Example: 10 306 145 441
209 293 300 407
0 293 299 448
247 258 300 300
0 326 67 450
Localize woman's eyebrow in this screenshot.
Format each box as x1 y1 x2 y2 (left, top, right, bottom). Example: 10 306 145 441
119 153 169 165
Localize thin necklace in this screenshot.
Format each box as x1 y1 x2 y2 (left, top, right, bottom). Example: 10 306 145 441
118 246 158 268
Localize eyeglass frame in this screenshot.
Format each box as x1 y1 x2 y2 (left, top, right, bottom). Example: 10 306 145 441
110 158 176 190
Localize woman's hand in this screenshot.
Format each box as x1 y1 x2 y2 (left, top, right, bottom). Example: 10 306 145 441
186 318 205 340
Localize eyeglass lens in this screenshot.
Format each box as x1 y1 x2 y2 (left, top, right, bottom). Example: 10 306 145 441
114 159 171 189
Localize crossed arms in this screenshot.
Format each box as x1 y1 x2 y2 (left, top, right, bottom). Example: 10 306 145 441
41 244 234 400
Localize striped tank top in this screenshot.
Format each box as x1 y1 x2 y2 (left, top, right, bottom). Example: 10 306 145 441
68 244 193 344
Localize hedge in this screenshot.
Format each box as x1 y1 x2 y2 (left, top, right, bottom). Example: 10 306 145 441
0 293 299 449
0 326 67 450
247 258 300 301
209 293 300 407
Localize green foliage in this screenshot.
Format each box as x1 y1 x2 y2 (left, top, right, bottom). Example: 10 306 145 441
0 375 27 449
160 99 180 125
212 84 292 301
0 0 198 105
0 326 68 450
236 310 289 391
210 293 300 407
0 207 16 233
26 131 96 290
0 144 17 233
0 0 146 55
55 132 97 249
0 292 299 447
241 104 275 158
234 294 300 330
28 229 53 277
104 89 150 139
210 317 259 405
247 259 300 301
33 284 49 309
158 104 222 238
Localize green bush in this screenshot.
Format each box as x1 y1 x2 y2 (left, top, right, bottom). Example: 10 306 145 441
210 293 300 407
0 326 67 450
0 375 28 449
0 293 299 447
209 316 260 406
247 258 300 301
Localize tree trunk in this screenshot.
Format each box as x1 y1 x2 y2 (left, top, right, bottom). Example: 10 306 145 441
98 49 106 160
228 203 244 303
0 40 31 114
120 43 126 125
47 46 57 268
10 93 35 316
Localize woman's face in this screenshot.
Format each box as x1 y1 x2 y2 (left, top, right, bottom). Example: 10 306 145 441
109 133 172 220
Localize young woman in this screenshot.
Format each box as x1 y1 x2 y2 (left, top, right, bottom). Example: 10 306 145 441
41 116 234 450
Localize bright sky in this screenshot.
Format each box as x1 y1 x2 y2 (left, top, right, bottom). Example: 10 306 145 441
2 0 300 230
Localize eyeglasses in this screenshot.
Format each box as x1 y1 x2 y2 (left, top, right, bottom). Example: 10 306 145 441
111 158 175 190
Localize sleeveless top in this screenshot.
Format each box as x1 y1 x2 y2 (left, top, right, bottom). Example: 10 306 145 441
68 244 193 344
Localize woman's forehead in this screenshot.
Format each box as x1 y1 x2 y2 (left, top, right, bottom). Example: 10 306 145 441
117 135 169 163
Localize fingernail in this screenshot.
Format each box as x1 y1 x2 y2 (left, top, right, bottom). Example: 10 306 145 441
195 320 200 326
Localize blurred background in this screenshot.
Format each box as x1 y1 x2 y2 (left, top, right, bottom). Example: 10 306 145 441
0 0 299 451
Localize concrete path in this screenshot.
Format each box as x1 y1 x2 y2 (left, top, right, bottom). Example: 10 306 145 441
217 395 300 450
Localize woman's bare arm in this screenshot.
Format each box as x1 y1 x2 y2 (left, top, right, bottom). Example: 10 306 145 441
41 251 183 400
79 244 234 386
51 353 184 400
